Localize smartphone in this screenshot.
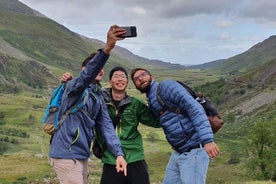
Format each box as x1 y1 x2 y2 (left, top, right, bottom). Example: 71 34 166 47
119 26 137 38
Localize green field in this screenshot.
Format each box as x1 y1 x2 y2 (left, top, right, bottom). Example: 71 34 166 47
0 91 275 184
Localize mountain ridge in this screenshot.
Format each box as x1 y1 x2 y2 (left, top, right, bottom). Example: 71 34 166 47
0 0 45 17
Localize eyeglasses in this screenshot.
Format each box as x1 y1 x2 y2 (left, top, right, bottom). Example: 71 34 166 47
133 72 148 82
112 74 127 79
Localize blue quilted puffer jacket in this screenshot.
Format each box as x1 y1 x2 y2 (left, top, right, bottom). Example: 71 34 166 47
147 79 214 153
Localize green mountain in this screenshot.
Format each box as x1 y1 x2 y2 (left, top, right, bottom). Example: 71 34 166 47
207 35 276 75
1 0 274 93
0 0 189 94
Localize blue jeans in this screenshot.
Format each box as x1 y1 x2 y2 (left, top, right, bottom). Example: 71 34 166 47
163 147 209 184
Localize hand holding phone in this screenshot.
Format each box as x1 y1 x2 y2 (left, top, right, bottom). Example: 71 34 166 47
119 26 137 38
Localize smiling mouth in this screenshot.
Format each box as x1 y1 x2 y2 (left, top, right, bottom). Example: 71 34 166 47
116 82 125 85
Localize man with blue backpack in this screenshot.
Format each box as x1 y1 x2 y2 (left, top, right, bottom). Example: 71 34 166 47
47 25 128 184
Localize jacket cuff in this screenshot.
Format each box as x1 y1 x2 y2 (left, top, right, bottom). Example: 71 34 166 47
98 48 110 56
116 152 125 158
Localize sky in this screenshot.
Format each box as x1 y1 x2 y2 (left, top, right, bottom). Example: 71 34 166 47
19 0 276 66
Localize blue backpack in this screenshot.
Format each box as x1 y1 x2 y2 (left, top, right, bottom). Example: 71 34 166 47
41 83 87 135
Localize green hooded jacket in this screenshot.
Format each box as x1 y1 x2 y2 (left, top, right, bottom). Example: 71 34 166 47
96 88 160 165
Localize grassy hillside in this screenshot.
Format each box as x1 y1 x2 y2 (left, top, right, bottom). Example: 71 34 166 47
0 10 97 69
195 59 276 112
0 87 275 183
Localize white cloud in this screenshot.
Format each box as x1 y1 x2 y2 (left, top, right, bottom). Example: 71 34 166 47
213 20 234 28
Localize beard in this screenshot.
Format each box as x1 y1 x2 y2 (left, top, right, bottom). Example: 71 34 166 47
137 78 152 93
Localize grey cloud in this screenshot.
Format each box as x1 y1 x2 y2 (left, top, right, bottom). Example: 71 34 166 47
112 0 243 18
240 0 276 20
18 0 276 65
21 0 276 23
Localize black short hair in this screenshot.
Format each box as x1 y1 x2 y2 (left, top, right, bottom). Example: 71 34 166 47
109 66 128 80
82 52 98 67
130 68 151 81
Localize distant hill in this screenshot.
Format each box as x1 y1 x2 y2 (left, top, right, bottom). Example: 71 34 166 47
112 45 187 69
188 35 276 75
208 35 276 75
187 59 226 70
88 38 187 70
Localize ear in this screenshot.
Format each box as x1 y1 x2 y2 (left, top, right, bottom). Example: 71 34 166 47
99 69 104 77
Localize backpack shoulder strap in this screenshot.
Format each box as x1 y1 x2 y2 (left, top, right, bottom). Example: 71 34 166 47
156 84 166 109
67 89 88 114
156 83 181 115
176 80 197 99
113 105 127 127
94 103 127 155
56 89 88 131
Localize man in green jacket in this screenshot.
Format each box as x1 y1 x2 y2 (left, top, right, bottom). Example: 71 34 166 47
97 66 160 184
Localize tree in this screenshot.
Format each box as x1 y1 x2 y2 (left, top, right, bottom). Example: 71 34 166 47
245 118 276 181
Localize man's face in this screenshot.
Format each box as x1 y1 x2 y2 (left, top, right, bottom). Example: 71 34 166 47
132 70 152 93
110 70 128 92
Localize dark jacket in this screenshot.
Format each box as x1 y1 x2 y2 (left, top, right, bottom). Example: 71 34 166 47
49 50 124 159
96 88 160 165
147 79 214 153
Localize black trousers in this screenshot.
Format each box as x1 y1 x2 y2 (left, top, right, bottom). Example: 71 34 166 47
100 160 150 184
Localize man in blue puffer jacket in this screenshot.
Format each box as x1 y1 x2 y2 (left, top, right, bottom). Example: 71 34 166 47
130 68 220 184
49 25 127 184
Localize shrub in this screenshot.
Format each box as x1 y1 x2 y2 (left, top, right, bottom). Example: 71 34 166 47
245 118 276 181
227 152 241 164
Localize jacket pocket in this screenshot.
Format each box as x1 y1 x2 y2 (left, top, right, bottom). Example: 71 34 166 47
71 127 80 145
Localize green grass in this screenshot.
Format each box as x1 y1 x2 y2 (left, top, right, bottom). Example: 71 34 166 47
0 153 56 183
0 89 275 184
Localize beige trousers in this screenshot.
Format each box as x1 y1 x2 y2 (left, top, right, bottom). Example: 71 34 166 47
50 158 89 184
